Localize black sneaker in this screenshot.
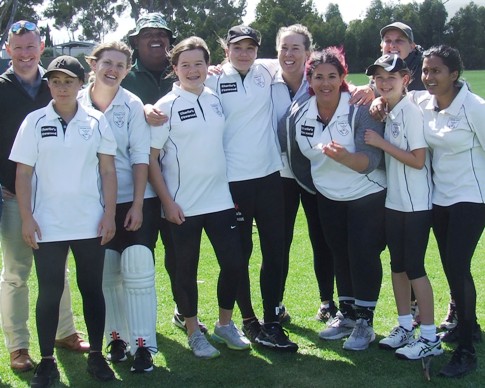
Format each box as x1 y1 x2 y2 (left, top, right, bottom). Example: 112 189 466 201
87 352 115 381
316 301 338 322
278 305 291 324
255 323 299 352
439 302 458 330
130 346 154 373
106 339 128 362
31 358 59 388
439 346 477 378
440 324 482 343
242 318 262 343
172 308 208 334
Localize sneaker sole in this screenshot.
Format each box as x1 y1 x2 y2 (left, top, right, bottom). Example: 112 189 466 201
254 338 298 353
87 368 115 381
211 333 251 351
193 350 221 359
318 329 354 340
395 348 443 360
378 341 409 350
130 365 154 373
106 353 128 363
342 333 376 351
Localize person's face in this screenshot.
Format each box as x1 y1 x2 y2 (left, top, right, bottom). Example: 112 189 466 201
173 49 208 95
226 39 258 75
309 63 344 104
421 55 458 97
134 28 170 69
47 72 83 107
381 29 415 60
373 67 408 102
6 31 44 79
277 32 309 79
91 50 130 88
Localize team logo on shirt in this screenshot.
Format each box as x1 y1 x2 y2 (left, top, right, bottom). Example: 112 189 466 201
391 122 401 138
220 82 237 94
79 126 94 140
447 117 461 130
113 110 126 128
253 73 265 88
41 126 57 138
337 121 350 136
178 108 197 121
211 103 223 117
301 125 315 137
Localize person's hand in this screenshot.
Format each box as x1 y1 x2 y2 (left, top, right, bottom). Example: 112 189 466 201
208 64 223 76
349 85 375 105
364 129 384 148
124 203 143 231
98 213 116 245
369 97 388 122
22 217 41 249
322 141 351 164
164 201 185 225
1 187 15 199
144 104 169 126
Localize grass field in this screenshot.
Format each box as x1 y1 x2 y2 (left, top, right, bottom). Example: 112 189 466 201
1 71 485 387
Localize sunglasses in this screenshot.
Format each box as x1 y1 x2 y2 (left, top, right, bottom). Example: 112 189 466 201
10 21 37 33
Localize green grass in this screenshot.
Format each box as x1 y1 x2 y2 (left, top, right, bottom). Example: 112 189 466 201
0 207 484 387
347 70 485 99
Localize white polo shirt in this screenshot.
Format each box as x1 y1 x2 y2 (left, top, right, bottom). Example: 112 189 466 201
295 93 386 201
272 69 309 179
205 60 282 182
78 85 156 203
9 101 117 242
384 96 432 212
151 83 234 217
414 83 485 206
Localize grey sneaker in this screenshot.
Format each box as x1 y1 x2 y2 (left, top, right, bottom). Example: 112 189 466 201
318 311 355 340
379 326 415 350
343 319 375 351
395 336 443 360
188 330 220 359
212 321 251 350
439 302 458 330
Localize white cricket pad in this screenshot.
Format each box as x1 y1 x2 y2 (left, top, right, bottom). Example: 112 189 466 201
121 245 157 354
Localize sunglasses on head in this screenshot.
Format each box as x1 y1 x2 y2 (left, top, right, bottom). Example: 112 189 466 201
10 21 37 33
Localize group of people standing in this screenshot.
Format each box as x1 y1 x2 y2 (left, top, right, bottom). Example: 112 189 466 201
0 12 483 388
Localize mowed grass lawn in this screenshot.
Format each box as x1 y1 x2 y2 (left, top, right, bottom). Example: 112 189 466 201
1 70 485 387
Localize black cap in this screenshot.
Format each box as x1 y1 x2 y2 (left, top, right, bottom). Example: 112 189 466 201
44 55 85 80
226 25 261 46
380 22 414 42
366 54 409 76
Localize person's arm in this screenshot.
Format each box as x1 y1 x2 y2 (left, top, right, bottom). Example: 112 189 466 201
348 84 376 106
98 154 117 245
15 163 41 249
144 104 169 126
124 163 147 231
148 147 185 225
322 141 370 172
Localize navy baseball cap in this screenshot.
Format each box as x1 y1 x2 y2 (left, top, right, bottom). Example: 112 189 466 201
44 55 85 80
366 54 409 76
380 22 414 42
226 25 261 46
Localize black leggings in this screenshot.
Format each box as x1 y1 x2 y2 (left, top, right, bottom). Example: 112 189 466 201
433 202 485 348
33 238 105 356
281 177 334 302
230 172 285 323
169 209 243 318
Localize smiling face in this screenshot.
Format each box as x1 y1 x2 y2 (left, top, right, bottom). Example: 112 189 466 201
277 31 309 80
134 27 170 70
226 39 258 75
92 49 130 89
309 63 345 105
381 29 415 60
6 31 44 81
421 55 458 99
173 48 208 95
373 67 409 106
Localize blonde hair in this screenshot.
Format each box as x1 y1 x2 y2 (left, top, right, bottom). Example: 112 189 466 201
85 41 132 80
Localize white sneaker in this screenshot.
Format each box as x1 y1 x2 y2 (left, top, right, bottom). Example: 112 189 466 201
343 319 375 351
395 336 443 360
379 326 415 350
319 311 355 340
212 321 251 350
188 330 220 359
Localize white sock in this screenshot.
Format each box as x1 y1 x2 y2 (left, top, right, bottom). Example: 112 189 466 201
420 324 437 342
397 314 413 331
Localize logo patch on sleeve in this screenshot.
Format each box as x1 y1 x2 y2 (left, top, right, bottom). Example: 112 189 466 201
178 108 197 121
220 82 237 94
41 126 57 138
301 125 315 137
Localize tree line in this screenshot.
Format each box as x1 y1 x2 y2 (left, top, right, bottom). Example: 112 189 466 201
1 0 485 72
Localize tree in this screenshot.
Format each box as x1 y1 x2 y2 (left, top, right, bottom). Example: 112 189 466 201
0 0 43 48
416 0 447 48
